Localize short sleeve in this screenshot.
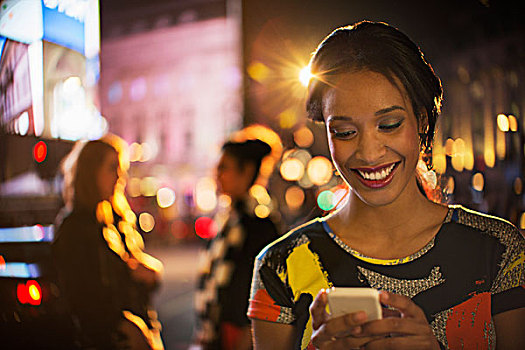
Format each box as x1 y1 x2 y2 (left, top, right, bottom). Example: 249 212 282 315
490 225 525 315
248 255 296 324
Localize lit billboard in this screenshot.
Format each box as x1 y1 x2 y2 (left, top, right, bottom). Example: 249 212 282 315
0 0 103 140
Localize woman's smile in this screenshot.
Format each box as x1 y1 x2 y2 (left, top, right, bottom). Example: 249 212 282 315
351 161 400 189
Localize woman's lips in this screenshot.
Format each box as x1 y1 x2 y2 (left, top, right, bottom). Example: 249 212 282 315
352 162 399 189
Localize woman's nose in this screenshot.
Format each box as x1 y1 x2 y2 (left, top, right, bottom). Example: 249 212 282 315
355 130 386 164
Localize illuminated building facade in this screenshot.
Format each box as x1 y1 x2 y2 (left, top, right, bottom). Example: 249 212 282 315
100 0 242 202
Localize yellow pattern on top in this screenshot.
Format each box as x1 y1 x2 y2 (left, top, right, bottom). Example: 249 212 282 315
286 243 330 350
503 250 524 286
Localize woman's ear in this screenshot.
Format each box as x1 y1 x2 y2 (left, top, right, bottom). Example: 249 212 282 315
418 109 429 135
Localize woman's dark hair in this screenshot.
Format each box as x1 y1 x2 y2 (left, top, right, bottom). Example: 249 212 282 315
222 139 272 187
63 140 118 210
306 21 443 154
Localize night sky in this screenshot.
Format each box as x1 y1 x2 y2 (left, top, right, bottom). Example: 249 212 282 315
100 0 523 62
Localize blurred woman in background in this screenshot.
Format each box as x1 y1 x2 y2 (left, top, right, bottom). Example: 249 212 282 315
52 135 164 350
194 138 281 350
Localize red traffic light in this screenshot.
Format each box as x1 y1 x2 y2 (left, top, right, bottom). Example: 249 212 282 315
194 216 217 239
33 141 47 163
16 280 42 306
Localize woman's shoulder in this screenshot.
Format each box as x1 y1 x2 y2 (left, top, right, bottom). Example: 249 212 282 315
445 204 523 243
54 209 99 241
256 217 327 262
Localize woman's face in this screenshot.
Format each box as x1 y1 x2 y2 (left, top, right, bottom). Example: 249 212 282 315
322 70 421 207
96 150 119 201
216 152 252 199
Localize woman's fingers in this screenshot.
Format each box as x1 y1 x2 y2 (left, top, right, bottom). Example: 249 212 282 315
382 307 401 318
360 317 434 338
311 289 380 349
379 291 426 320
311 311 371 347
311 290 439 349
363 335 440 350
310 289 329 330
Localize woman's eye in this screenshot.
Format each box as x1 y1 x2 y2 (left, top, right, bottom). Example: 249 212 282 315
379 120 402 131
331 130 356 139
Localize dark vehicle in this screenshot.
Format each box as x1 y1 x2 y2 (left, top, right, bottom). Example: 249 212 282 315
0 133 76 348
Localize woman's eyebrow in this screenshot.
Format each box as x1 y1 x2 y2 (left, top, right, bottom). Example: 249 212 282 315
326 115 354 123
326 106 405 123
375 105 405 116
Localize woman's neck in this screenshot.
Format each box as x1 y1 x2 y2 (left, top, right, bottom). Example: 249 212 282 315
331 179 447 244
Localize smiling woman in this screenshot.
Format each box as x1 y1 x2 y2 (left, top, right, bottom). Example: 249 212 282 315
248 21 525 350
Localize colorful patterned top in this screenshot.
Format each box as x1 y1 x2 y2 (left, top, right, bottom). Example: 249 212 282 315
248 205 525 350
195 198 280 349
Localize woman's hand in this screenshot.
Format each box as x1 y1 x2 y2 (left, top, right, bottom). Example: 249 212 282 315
310 289 381 349
357 291 440 349
310 289 441 350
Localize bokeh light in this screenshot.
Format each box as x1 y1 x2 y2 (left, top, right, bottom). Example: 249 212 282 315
484 147 495 168
445 138 454 156
140 177 159 197
317 190 335 211
508 115 518 132
471 173 484 192
18 111 29 136
195 216 217 239
285 185 305 210
520 212 525 230
195 177 217 212
33 141 47 163
217 194 232 208
247 61 270 83
127 177 141 197
293 149 312 165
279 108 297 129
230 124 283 181
332 187 348 210
451 138 465 172
140 142 154 162
307 156 333 186
250 184 271 205
139 212 155 233
293 126 314 148
514 177 523 195
433 153 446 174
280 158 305 181
298 173 314 188
254 204 271 218
27 280 42 305
129 142 142 162
497 114 509 132
157 187 176 208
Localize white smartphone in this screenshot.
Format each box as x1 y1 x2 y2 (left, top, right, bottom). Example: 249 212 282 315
326 287 382 321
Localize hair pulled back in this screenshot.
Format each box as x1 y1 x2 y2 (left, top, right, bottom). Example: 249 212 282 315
222 139 272 187
306 21 442 154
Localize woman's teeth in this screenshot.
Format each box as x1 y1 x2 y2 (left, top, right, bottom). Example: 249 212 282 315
357 163 396 181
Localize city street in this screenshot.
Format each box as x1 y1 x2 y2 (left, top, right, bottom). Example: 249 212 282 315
147 241 205 350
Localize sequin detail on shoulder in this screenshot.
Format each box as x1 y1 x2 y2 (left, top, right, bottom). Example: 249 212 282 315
357 265 445 298
447 205 525 294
